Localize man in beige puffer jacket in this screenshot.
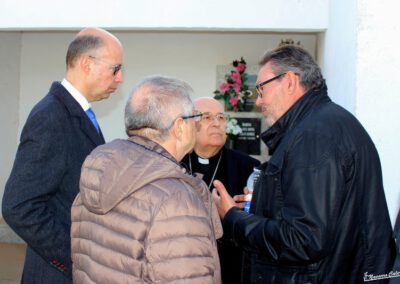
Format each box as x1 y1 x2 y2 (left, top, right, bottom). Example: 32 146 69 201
71 75 223 283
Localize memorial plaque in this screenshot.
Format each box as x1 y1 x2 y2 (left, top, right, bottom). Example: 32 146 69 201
234 117 261 155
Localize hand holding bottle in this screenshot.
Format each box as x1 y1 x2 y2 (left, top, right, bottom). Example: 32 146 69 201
233 187 249 209
244 168 261 213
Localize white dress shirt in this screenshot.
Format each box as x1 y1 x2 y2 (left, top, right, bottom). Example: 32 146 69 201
61 78 91 111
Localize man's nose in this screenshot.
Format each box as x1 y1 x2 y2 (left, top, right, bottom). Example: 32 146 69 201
255 96 262 107
115 70 123 83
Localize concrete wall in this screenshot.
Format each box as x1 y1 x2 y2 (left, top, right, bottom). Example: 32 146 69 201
323 0 400 223
322 0 357 111
0 0 328 31
18 32 317 140
355 0 400 223
0 33 20 216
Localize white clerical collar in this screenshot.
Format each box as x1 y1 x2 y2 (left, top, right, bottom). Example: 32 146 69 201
198 157 209 165
61 79 91 111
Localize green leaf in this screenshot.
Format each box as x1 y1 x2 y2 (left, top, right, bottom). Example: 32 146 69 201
214 94 224 100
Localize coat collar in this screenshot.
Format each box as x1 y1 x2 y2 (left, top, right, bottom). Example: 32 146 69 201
261 85 330 155
50 81 105 145
127 135 179 164
126 135 223 239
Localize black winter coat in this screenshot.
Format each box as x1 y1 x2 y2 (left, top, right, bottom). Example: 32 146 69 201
389 211 400 284
223 87 395 283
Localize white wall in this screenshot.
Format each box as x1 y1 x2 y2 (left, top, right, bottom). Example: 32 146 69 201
324 0 400 224
18 32 317 141
0 33 20 215
355 0 400 223
322 0 357 112
0 0 328 31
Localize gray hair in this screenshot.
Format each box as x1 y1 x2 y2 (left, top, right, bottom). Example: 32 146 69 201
66 35 105 68
259 45 326 92
125 75 194 140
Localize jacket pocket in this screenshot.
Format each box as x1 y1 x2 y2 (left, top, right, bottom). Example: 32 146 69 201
251 161 284 219
252 260 319 284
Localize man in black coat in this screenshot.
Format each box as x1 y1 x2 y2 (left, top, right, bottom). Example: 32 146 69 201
390 211 400 283
182 97 260 284
212 45 395 283
2 27 123 283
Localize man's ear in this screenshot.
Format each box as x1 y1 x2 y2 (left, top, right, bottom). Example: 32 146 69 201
171 117 184 140
286 71 299 94
80 55 92 75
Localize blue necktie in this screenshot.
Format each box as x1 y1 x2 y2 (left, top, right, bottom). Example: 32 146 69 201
86 108 100 133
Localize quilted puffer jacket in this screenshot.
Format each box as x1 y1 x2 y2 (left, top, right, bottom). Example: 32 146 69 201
71 135 223 284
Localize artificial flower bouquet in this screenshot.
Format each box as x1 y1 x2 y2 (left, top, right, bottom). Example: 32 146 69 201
214 57 252 112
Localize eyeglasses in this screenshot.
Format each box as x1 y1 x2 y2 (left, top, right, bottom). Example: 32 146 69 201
181 112 203 122
255 72 287 98
89 55 122 76
198 112 229 123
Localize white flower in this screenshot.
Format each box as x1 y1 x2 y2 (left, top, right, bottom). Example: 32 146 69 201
226 118 242 137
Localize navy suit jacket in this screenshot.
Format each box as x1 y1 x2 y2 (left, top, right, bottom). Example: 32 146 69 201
2 81 105 283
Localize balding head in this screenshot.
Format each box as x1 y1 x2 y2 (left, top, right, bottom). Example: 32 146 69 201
76 27 117 39
194 97 224 114
66 27 123 69
64 27 124 102
125 75 194 140
192 97 227 158
125 75 197 161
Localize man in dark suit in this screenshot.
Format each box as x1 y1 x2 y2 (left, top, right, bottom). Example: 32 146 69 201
2 27 124 283
181 97 260 284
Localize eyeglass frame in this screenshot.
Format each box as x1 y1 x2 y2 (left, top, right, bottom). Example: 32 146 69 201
127 111 203 133
181 112 203 122
161 111 203 131
255 72 287 98
89 55 122 76
196 112 229 124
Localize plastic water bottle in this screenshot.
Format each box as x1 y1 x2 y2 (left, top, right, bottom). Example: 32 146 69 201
244 168 261 213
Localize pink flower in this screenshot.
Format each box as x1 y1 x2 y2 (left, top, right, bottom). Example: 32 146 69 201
219 82 230 93
213 57 249 112
232 82 241 93
231 71 242 83
229 95 239 107
236 63 246 73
